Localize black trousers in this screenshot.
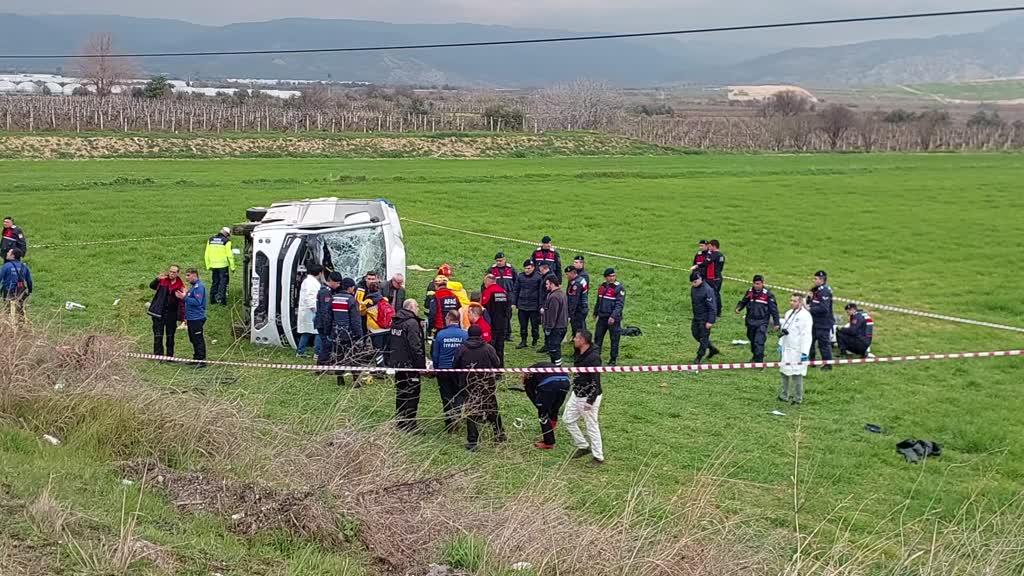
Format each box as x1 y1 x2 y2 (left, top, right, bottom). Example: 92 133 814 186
395 371 422 431
518 309 541 344
491 320 507 365
837 331 870 357
437 374 467 432
466 395 505 447
186 319 206 362
211 268 229 305
570 312 588 340
808 325 834 363
535 387 568 445
370 332 388 366
544 328 567 365
152 314 177 357
746 323 769 362
317 334 333 366
594 316 621 363
711 279 723 316
691 320 714 363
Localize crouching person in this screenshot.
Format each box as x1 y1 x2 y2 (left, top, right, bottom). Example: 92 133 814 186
523 362 570 450
564 329 604 466
455 325 505 451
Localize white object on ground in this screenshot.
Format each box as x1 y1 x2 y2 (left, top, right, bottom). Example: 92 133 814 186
511 562 533 571
64 302 86 311
513 418 525 429
42 434 62 445
121 479 135 486
113 299 121 306
230 512 245 521
407 264 431 272
232 248 241 255
732 339 750 345
770 410 787 417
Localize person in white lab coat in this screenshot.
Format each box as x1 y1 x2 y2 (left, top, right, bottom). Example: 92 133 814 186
778 293 814 405
296 264 324 357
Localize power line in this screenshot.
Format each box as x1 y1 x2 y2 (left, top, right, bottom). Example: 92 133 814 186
1 6 1022 59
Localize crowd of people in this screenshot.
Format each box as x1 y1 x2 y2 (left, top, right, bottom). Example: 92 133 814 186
5 218 878 464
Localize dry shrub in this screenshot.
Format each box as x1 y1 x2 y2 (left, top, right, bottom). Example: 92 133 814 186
0 322 256 465
24 479 71 541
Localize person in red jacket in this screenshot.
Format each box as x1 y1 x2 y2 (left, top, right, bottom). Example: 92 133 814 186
148 265 185 358
427 276 462 336
468 304 492 344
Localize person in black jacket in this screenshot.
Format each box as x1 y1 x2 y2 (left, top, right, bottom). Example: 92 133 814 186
481 274 511 365
735 274 781 362
315 272 343 368
690 271 719 365
454 325 505 451
147 265 185 358
513 260 544 349
1 217 27 257
565 266 588 337
532 236 562 281
563 330 604 466
488 252 517 339
806 270 835 371
523 362 571 449
388 299 427 432
593 268 626 366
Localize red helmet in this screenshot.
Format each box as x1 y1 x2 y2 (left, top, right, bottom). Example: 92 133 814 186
438 264 453 277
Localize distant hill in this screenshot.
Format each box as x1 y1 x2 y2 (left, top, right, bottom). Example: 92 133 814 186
0 14 701 87
718 17 1024 86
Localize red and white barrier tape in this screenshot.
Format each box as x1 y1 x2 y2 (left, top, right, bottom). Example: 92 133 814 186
401 218 1024 334
124 349 1023 374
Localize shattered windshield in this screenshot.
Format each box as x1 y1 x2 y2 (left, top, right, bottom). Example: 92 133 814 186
311 226 387 280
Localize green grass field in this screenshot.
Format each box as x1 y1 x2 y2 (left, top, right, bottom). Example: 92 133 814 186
3 152 1024 573
912 80 1024 102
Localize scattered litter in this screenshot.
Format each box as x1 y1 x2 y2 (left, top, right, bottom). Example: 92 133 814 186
121 479 135 486
211 339 218 345
64 301 86 311
42 434 62 445
232 248 241 255
732 339 750 346
622 326 642 337
230 512 245 521
426 564 451 576
770 410 787 417
407 264 431 272
659 382 668 388
513 418 525 429
54 378 66 391
864 423 886 434
511 562 533 571
896 438 942 464
113 298 121 306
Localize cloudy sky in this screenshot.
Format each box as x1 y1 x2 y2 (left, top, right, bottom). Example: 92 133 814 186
5 0 1018 45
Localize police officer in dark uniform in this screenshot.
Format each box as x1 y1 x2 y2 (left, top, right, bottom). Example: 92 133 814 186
565 266 589 337
593 268 625 366
533 236 562 282
690 271 719 364
735 274 780 363
488 252 517 340
573 255 590 294
807 270 835 371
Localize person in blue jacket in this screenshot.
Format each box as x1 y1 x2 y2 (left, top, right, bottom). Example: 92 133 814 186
1 248 32 324
181 267 208 367
432 310 469 432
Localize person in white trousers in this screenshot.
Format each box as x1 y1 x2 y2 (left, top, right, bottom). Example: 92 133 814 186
778 293 814 405
563 329 604 466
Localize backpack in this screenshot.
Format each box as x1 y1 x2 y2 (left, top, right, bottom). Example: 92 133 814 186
375 298 395 329
13 262 27 295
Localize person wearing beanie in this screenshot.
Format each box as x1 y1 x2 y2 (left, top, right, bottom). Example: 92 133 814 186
541 274 569 366
204 226 236 305
735 274 781 363
532 236 562 282
487 252 517 340
593 268 626 366
454 324 505 451
565 266 589 336
690 271 719 364
806 270 835 371
513 259 545 349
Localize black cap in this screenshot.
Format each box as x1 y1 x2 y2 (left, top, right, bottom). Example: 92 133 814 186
523 259 535 267
574 255 585 262
814 270 828 278
690 271 701 282
328 271 344 283
845 302 858 311
564 265 576 274
538 261 550 269
495 252 505 259
342 277 357 289
753 274 764 283
603 268 615 277
468 325 483 338
699 239 709 245
541 235 552 243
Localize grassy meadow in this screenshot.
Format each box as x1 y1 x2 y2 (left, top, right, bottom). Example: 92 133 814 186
2 152 1023 574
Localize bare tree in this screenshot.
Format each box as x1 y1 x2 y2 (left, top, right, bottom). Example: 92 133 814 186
914 110 951 150
536 79 622 130
295 84 334 112
762 90 811 118
817 105 857 150
71 33 136 99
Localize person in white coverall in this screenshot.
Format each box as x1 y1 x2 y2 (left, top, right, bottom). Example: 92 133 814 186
778 293 814 405
296 264 324 357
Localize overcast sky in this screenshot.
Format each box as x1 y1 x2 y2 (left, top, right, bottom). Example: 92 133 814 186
6 0 1018 45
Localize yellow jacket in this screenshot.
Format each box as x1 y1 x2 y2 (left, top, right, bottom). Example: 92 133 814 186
204 233 236 271
447 280 471 307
